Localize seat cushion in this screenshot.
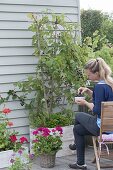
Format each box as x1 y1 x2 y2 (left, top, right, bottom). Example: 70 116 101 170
98 134 113 141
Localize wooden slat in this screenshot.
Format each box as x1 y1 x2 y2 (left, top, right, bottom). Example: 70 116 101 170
0 73 35 83
102 111 113 118
103 118 113 124
0 17 78 30
0 0 78 6
103 106 113 110
0 30 33 38
0 47 33 56
7 109 29 119
101 103 113 131
7 117 29 127
102 125 113 132
1 91 35 102
0 65 36 75
0 39 32 47
0 56 38 65
9 126 29 135
0 100 26 110
0 12 78 22
102 102 113 106
0 21 30 30
0 5 78 13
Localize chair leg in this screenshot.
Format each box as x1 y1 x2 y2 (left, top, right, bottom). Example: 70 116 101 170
92 137 100 170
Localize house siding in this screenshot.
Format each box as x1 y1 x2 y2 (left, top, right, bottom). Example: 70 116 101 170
0 0 80 140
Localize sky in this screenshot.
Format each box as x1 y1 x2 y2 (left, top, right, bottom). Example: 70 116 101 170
80 0 113 13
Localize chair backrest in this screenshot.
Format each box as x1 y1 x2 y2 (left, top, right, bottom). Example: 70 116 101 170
100 102 113 136
93 102 113 170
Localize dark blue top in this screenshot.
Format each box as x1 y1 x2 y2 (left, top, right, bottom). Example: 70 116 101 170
92 80 113 118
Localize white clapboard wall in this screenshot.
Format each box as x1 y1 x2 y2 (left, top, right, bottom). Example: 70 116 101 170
0 0 80 141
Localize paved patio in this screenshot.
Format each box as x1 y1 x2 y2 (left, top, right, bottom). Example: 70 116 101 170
1 147 113 170
31 148 92 170
32 147 113 170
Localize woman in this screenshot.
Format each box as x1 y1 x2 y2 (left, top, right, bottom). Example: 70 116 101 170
69 57 113 169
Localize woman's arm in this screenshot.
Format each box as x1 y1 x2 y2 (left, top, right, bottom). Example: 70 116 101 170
75 99 94 111
85 101 94 110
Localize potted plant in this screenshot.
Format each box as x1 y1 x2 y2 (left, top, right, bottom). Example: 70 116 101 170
32 126 63 168
0 107 28 168
29 110 74 157
26 12 86 156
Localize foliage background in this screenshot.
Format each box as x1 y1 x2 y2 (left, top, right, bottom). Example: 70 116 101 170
81 9 113 44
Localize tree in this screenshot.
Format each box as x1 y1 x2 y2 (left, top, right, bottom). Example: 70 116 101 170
81 9 113 44
81 9 103 41
102 13 113 43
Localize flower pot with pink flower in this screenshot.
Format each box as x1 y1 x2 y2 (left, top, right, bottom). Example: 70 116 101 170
32 126 63 168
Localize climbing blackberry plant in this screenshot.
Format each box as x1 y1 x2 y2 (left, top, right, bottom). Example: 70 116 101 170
15 13 87 127
3 13 87 128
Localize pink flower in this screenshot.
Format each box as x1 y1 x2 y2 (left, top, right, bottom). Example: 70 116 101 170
29 154 35 160
33 130 39 135
2 108 12 114
18 149 23 155
10 135 17 142
56 126 63 134
32 126 63 155
52 129 56 133
42 132 49 137
20 136 28 144
10 159 15 163
37 127 44 132
42 128 51 133
7 121 13 127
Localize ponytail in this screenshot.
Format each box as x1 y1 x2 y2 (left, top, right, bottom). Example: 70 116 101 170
84 57 113 90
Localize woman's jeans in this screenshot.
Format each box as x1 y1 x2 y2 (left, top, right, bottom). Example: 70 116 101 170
73 112 100 165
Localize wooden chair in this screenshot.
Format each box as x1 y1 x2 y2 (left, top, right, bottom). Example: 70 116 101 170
92 101 113 170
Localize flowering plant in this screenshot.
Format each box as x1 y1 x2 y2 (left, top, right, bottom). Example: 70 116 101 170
0 108 28 152
9 148 34 170
32 126 63 155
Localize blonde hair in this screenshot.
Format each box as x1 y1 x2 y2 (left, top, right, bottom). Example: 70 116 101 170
84 57 113 90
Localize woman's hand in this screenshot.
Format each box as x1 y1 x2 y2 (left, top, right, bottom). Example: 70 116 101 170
78 87 93 97
75 98 94 110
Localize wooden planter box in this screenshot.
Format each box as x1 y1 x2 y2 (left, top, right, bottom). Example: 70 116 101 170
0 150 13 168
0 147 29 169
